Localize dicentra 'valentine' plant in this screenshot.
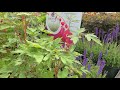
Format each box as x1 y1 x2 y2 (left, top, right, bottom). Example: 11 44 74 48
0 12 103 78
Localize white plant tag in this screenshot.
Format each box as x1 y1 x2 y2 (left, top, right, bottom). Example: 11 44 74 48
46 12 83 34
61 12 83 33
46 12 61 34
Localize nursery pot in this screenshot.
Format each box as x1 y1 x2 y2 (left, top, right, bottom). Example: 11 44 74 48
105 66 119 78
46 12 83 34
115 70 120 78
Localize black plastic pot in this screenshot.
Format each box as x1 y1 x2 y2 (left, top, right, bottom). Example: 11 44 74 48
105 66 119 78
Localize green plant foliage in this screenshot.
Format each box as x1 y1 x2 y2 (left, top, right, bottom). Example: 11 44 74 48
0 12 105 78
75 39 120 68
82 13 120 32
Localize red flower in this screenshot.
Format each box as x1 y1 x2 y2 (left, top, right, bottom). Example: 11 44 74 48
48 16 73 49
61 22 65 26
49 27 73 48
66 37 73 48
65 24 68 28
49 27 65 39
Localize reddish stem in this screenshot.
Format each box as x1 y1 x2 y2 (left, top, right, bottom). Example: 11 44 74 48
54 66 58 78
22 15 27 43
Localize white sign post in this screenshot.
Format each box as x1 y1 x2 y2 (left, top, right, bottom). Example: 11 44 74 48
46 12 83 34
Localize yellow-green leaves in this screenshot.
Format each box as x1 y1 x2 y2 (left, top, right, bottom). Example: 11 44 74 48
85 33 102 46
33 54 44 64
17 12 32 16
58 68 69 78
0 24 14 30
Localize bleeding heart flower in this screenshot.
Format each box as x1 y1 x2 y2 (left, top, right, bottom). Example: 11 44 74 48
65 24 68 28
48 16 73 49
61 22 65 26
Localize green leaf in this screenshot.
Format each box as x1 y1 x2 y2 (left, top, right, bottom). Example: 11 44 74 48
55 54 59 60
0 67 12 74
0 24 14 30
71 67 82 75
69 45 76 52
0 73 10 78
40 70 54 78
61 56 69 65
34 54 44 64
19 72 26 78
60 53 74 65
58 69 69 78
78 28 86 34
53 38 61 45
4 13 9 19
73 51 81 56
27 27 37 32
27 41 41 48
14 58 23 66
11 49 25 55
38 23 45 31
43 53 51 61
8 38 17 43
81 67 90 74
72 28 85 37
71 37 79 44
85 34 102 46
17 13 32 16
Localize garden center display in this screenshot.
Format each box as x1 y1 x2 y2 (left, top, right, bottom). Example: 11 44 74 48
0 12 119 78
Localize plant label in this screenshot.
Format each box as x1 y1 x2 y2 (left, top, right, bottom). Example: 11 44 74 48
46 12 83 34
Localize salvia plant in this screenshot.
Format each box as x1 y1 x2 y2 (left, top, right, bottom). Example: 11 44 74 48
95 24 120 43
75 37 120 68
75 50 107 78
0 12 104 78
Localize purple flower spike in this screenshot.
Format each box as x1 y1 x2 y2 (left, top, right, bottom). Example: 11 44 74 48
101 30 105 40
103 34 107 43
97 52 102 65
82 49 87 65
97 60 106 75
104 32 110 43
83 49 87 57
99 29 101 36
111 31 115 41
88 64 91 71
105 33 111 43
116 23 119 32
95 27 99 36
82 58 88 66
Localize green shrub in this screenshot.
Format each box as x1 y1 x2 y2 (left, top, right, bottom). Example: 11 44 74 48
81 13 120 33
